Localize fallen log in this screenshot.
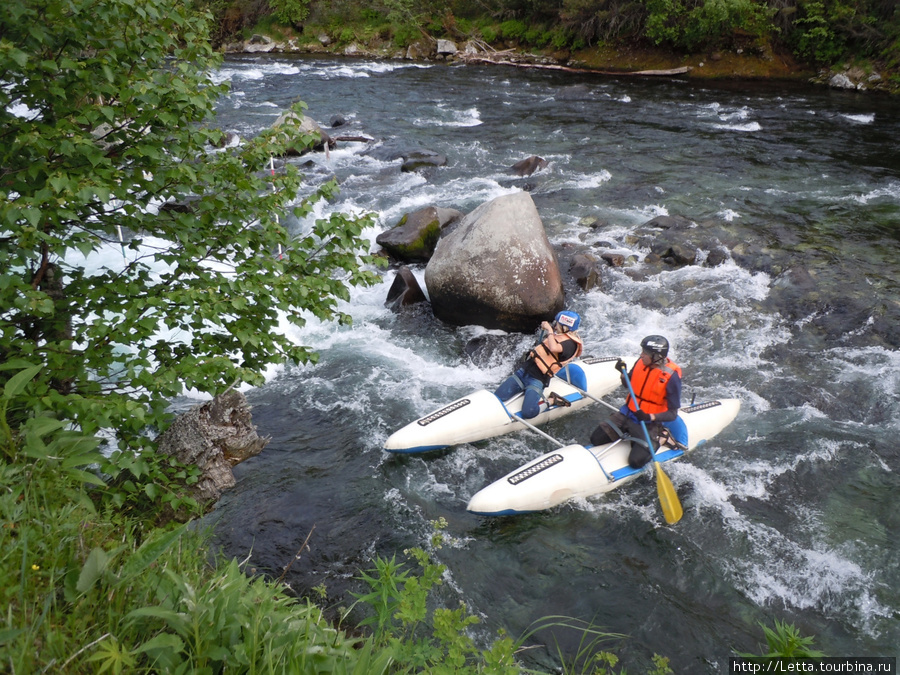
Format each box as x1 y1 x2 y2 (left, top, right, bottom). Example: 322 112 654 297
459 55 692 77
333 135 374 143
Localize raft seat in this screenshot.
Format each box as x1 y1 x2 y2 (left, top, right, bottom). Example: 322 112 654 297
557 363 588 392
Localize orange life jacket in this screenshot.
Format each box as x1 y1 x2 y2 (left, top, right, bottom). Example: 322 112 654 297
530 332 584 376
627 358 681 415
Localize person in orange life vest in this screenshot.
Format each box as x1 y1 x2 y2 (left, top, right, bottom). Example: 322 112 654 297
493 311 584 419
589 335 682 468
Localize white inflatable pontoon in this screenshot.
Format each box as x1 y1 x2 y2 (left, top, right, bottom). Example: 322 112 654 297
384 356 623 454
466 398 741 515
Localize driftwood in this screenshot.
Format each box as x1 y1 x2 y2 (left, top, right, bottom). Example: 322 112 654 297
157 389 269 504
459 53 692 77
333 135 374 143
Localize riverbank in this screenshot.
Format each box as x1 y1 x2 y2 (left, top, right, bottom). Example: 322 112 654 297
224 31 898 95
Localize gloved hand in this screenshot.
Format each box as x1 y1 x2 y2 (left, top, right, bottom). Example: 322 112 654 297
615 359 627 373
634 410 651 422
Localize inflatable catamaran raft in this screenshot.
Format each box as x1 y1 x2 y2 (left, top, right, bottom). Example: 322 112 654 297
466 398 740 516
384 356 623 454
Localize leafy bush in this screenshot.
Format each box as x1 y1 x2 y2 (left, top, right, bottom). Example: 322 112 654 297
393 24 421 47
269 0 310 27
338 26 357 43
360 7 382 23
525 26 551 46
500 19 528 41
791 0 848 63
550 26 575 49
351 521 521 674
646 0 773 51
481 24 499 43
739 619 826 658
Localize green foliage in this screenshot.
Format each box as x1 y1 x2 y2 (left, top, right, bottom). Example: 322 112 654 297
739 619 827 658
529 616 629 675
550 26 577 49
380 0 442 38
351 520 522 674
98 447 203 522
361 7 383 23
645 0 774 51
269 0 311 27
792 0 850 63
394 24 422 47
525 26 552 46
480 24 499 43
0 0 382 460
500 19 529 41
0 449 387 672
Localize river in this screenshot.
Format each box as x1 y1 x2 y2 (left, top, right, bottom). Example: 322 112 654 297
203 55 900 672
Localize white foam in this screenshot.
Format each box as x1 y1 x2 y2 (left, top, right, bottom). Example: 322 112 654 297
847 181 900 204
712 121 762 132
718 209 741 221
840 113 875 124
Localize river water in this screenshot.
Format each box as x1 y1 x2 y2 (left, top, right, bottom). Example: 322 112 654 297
203 55 900 671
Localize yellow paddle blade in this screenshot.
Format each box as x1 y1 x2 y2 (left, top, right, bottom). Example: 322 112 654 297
655 462 684 525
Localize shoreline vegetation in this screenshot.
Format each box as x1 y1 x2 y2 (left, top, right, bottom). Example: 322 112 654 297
208 0 900 94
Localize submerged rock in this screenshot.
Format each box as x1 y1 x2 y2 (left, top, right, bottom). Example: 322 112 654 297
385 266 428 310
511 155 548 177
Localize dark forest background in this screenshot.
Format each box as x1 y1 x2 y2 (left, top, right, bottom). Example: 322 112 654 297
203 0 900 80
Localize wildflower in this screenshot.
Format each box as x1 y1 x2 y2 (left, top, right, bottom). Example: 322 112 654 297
31 564 40 571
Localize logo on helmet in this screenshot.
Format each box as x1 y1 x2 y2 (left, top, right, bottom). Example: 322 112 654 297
640 335 669 358
554 311 580 331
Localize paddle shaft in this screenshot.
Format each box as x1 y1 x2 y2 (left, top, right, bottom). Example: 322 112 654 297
554 374 619 413
620 363 684 524
509 410 566 448
620 371 659 461
497 395 566 448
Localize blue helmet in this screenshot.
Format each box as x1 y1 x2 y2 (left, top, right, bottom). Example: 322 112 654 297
554 310 581 331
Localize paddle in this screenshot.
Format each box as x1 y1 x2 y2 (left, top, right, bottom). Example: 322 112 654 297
554 372 619 413
619 365 684 525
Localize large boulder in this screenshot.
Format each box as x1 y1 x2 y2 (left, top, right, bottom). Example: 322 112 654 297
424 191 565 332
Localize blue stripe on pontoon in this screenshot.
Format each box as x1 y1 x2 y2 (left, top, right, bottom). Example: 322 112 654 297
609 448 685 481
468 508 535 516
384 444 449 454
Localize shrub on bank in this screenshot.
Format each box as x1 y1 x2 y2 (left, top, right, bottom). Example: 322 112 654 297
225 0 900 85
